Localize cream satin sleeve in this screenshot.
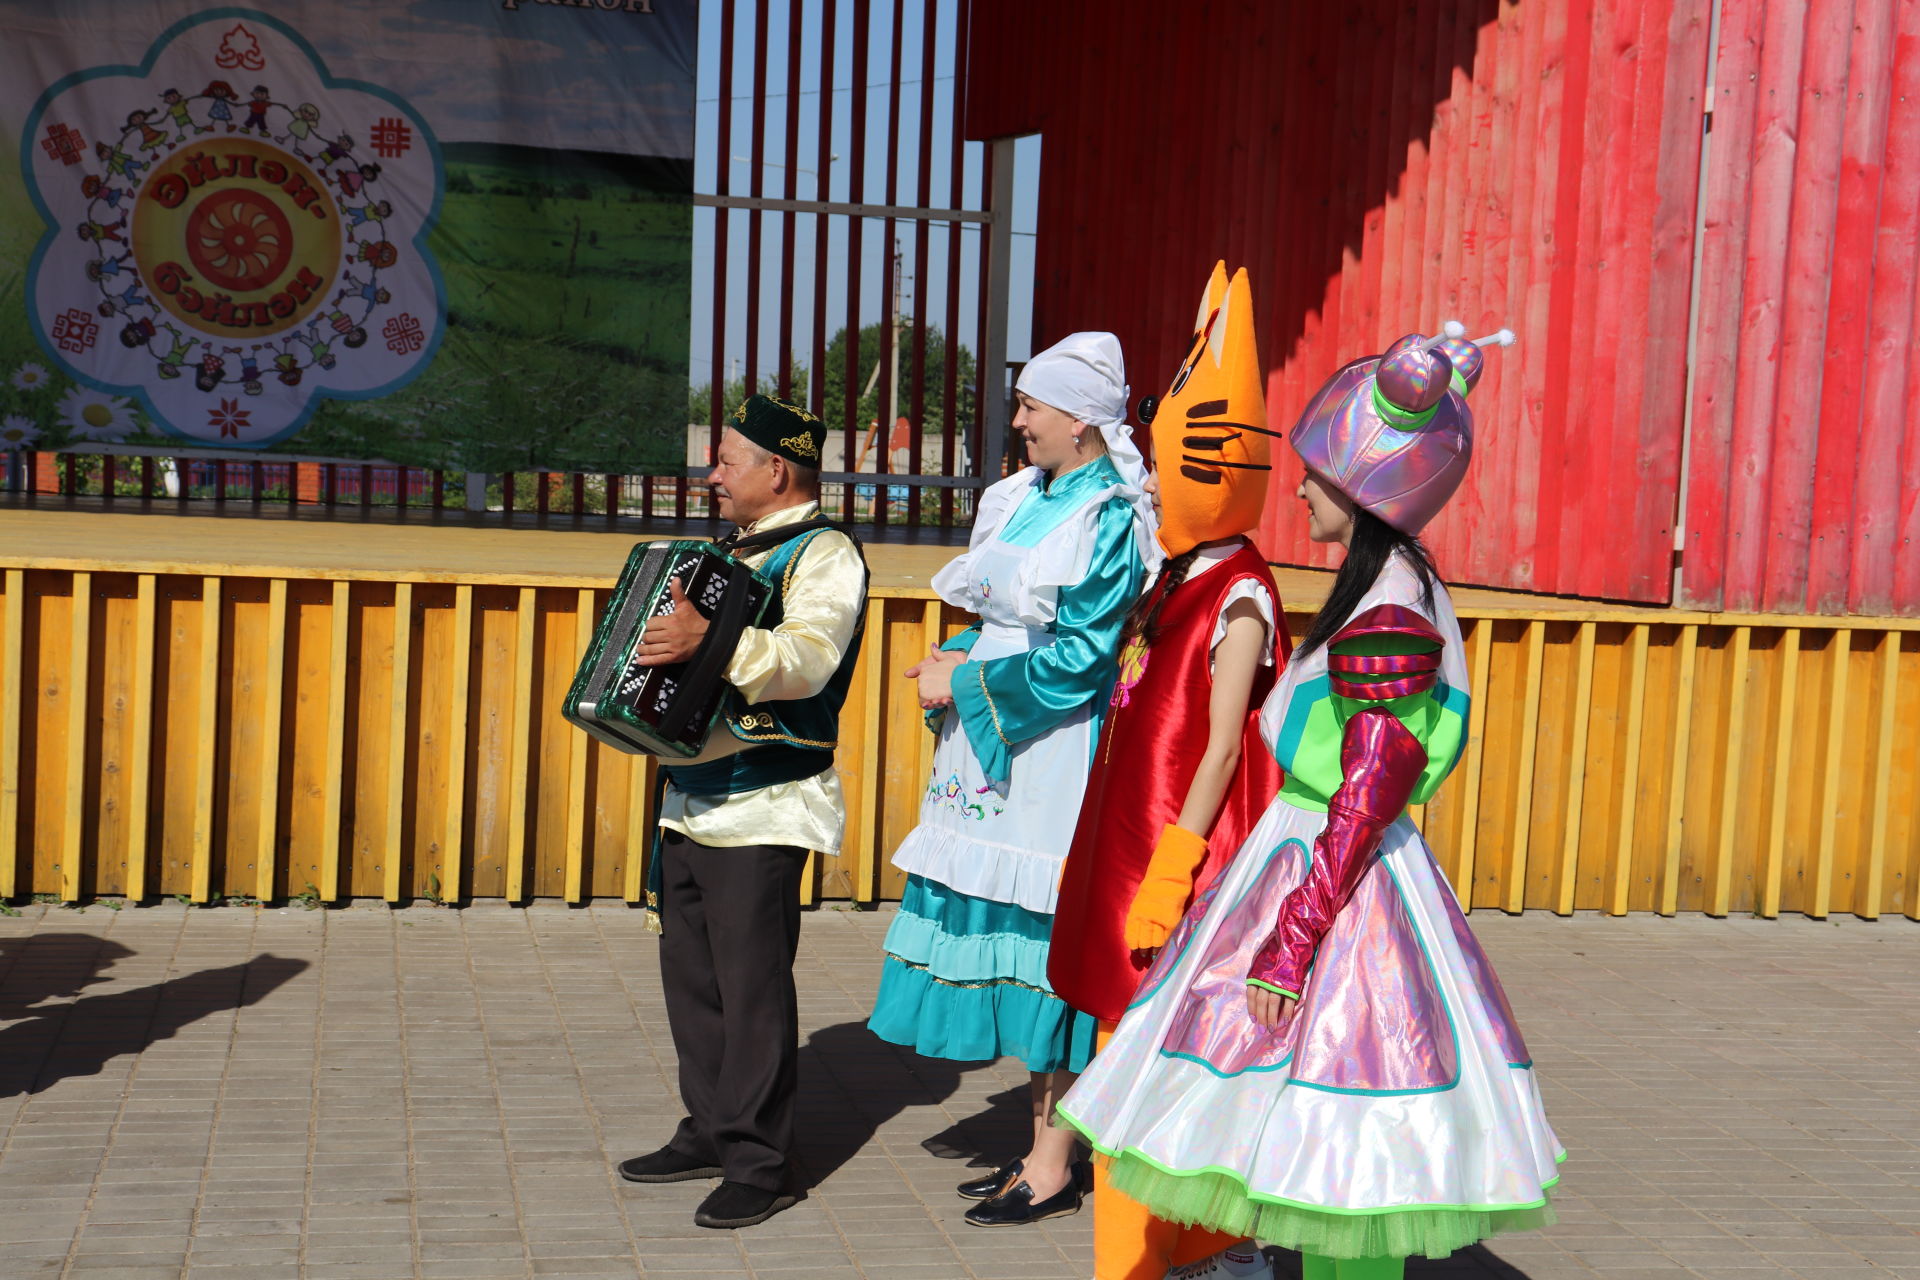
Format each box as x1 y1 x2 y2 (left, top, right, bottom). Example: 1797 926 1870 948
723 531 867 703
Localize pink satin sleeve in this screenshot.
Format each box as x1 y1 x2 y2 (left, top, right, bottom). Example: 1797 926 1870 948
1247 706 1428 995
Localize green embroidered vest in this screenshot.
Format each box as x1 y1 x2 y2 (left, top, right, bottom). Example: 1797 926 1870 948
720 526 869 757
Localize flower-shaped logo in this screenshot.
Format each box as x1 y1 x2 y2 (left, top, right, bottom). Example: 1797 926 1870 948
22 9 443 447
57 386 137 441
0 416 40 451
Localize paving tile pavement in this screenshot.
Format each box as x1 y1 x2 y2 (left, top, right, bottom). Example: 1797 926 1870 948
0 901 1914 1279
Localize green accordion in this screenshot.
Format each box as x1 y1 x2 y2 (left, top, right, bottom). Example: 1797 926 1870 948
562 540 773 757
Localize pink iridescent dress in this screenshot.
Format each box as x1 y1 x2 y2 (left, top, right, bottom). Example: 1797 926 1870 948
1057 553 1563 1260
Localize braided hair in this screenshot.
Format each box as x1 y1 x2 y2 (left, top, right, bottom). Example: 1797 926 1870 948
1120 546 1204 652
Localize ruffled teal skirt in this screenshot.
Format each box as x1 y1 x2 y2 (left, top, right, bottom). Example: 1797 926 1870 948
868 875 1098 1074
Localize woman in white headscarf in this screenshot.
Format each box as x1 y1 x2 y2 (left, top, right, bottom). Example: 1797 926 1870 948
868 332 1160 1228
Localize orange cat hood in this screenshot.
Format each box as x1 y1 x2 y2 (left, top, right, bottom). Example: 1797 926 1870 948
1147 262 1273 558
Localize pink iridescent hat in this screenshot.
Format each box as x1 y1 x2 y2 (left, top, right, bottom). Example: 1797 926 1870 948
1289 321 1516 535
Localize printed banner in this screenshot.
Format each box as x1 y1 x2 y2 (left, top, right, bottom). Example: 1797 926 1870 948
1 1 693 473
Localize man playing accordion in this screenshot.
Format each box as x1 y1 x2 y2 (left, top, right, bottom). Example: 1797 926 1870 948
616 394 868 1230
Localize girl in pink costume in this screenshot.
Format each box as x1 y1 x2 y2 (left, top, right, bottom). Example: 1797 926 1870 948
1057 324 1562 1280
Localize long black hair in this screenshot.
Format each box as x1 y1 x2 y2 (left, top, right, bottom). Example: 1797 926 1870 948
1295 509 1439 658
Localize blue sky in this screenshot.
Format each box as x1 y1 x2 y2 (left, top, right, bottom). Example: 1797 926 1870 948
686 0 1040 390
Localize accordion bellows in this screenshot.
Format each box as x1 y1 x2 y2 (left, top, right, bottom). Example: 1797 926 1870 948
563 540 772 757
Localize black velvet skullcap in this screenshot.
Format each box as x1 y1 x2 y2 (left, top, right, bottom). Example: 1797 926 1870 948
730 394 825 466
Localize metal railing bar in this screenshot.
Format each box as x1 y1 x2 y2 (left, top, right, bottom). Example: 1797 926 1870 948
692 193 992 223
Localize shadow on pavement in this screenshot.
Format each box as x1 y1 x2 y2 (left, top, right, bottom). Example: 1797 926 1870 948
916 1082 1030 1168
0 935 309 1098
0 932 135 1020
1267 1244 1538 1277
792 1020 1012 1189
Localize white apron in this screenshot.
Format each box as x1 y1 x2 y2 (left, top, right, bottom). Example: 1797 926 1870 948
889 466 1133 915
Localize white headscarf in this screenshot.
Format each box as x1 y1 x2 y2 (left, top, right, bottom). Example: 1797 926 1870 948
1015 331 1163 574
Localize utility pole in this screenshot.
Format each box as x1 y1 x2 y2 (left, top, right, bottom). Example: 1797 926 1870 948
857 243 909 474
886 242 904 470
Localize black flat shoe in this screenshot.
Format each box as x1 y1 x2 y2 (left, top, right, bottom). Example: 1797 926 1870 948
617 1144 722 1184
962 1176 1082 1227
956 1158 1023 1201
694 1179 799 1229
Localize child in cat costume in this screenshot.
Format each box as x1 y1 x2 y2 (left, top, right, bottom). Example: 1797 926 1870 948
1046 264 1290 1279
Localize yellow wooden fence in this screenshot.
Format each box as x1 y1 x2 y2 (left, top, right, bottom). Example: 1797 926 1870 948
1 515 1916 919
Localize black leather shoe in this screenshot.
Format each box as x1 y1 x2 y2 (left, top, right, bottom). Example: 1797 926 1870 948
617 1144 722 1184
694 1179 799 1229
962 1176 1083 1227
956 1158 1023 1201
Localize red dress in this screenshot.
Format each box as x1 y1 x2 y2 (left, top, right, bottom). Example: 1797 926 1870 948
1048 541 1290 1023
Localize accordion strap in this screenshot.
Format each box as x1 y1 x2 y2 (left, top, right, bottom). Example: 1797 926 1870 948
718 516 862 558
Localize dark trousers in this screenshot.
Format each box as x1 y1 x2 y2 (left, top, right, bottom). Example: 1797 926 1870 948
658 829 807 1192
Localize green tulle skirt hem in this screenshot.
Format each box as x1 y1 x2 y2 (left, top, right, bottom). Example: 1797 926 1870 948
1101 1154 1556 1261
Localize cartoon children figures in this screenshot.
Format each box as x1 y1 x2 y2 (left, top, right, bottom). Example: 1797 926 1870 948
161 88 208 141
78 217 127 245
285 103 322 156
127 108 168 156
346 199 393 232
321 310 367 350
333 274 389 311
85 253 133 283
154 325 199 379
233 346 265 396
80 174 129 211
202 81 239 132
336 162 381 200
300 322 338 370
95 139 146 181
316 133 355 168
241 85 273 137
96 279 151 318
195 349 226 393
270 344 303 387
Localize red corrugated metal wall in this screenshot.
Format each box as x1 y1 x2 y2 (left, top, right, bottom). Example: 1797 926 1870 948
968 0 1712 603
1685 0 1920 615
971 0 1920 616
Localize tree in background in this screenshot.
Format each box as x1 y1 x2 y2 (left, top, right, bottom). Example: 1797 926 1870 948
688 364 810 425
816 320 976 443
687 325 977 471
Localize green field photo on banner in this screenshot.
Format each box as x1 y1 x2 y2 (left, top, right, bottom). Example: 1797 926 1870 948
0 1 694 475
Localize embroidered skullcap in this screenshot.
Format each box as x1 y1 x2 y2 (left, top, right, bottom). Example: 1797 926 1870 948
730 393 826 467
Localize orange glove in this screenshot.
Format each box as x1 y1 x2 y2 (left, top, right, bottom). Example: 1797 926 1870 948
1122 823 1211 951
